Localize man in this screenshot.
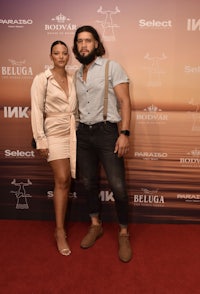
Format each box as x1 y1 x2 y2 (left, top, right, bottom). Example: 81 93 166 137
73 25 132 262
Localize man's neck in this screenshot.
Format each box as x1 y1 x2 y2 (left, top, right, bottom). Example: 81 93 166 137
82 56 97 71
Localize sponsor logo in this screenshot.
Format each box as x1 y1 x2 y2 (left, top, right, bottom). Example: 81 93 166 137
47 191 77 199
5 149 35 158
188 98 200 111
185 65 200 74
10 179 32 209
44 13 77 35
4 106 30 118
96 6 120 41
136 104 168 124
139 19 172 29
143 53 167 87
99 190 115 202
180 148 200 167
129 188 165 207
187 18 200 31
177 193 200 203
48 190 115 202
0 18 33 29
134 151 168 161
44 64 79 72
1 59 33 80
188 98 200 131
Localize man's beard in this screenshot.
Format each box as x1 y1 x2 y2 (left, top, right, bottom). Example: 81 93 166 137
76 48 96 65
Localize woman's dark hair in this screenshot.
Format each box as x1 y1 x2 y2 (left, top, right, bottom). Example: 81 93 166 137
50 40 68 54
73 25 105 57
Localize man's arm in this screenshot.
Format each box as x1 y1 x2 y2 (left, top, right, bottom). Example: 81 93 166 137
114 82 132 157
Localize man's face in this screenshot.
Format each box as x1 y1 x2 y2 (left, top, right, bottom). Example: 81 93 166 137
76 31 98 57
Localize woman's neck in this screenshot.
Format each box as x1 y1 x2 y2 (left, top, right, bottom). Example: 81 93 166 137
52 67 67 78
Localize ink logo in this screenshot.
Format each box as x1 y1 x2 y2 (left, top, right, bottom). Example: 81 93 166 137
136 104 168 124
144 53 167 87
4 106 30 118
99 190 115 202
96 6 120 41
180 149 200 167
187 19 200 31
1 59 33 80
10 179 32 209
44 13 77 35
0 18 33 29
129 188 165 207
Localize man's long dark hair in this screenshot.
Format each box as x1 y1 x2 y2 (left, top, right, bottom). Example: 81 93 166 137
72 25 105 58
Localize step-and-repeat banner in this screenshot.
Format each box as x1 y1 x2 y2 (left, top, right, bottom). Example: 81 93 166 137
0 0 200 223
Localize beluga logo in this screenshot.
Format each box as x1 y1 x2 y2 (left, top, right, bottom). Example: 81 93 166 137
1 59 33 79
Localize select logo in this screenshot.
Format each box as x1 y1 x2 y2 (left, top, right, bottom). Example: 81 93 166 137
5 149 35 158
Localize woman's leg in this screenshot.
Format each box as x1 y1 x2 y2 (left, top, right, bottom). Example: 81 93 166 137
49 158 71 255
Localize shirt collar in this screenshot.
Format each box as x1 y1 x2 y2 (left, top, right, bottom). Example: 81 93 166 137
94 56 103 66
44 68 53 79
77 56 104 77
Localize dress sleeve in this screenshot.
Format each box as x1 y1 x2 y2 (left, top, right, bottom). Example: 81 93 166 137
31 73 48 149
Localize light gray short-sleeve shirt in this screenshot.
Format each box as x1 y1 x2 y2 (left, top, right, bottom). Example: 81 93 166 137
75 57 129 125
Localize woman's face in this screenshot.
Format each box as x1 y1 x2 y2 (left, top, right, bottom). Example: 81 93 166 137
50 44 69 68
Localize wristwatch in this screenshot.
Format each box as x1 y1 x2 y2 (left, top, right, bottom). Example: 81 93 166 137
120 130 130 136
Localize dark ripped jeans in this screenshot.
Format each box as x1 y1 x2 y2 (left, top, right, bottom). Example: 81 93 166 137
77 121 129 226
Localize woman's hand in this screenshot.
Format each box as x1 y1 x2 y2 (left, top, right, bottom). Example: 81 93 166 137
38 148 49 160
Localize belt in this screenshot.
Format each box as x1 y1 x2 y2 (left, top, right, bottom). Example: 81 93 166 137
79 121 115 129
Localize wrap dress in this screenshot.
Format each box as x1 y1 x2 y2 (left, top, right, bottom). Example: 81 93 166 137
31 68 77 178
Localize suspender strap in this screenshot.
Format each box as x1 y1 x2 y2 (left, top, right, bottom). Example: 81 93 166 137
103 60 110 122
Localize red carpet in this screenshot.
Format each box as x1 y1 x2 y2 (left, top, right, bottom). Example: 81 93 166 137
0 220 199 294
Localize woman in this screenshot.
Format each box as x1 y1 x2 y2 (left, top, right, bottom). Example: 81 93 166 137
31 40 77 256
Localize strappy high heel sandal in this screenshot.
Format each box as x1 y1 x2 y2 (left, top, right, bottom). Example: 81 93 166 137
54 228 71 256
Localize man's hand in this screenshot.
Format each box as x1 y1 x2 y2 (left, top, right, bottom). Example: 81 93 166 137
114 134 130 157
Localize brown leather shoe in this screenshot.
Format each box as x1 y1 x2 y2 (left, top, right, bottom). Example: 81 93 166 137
118 233 132 262
81 223 103 248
